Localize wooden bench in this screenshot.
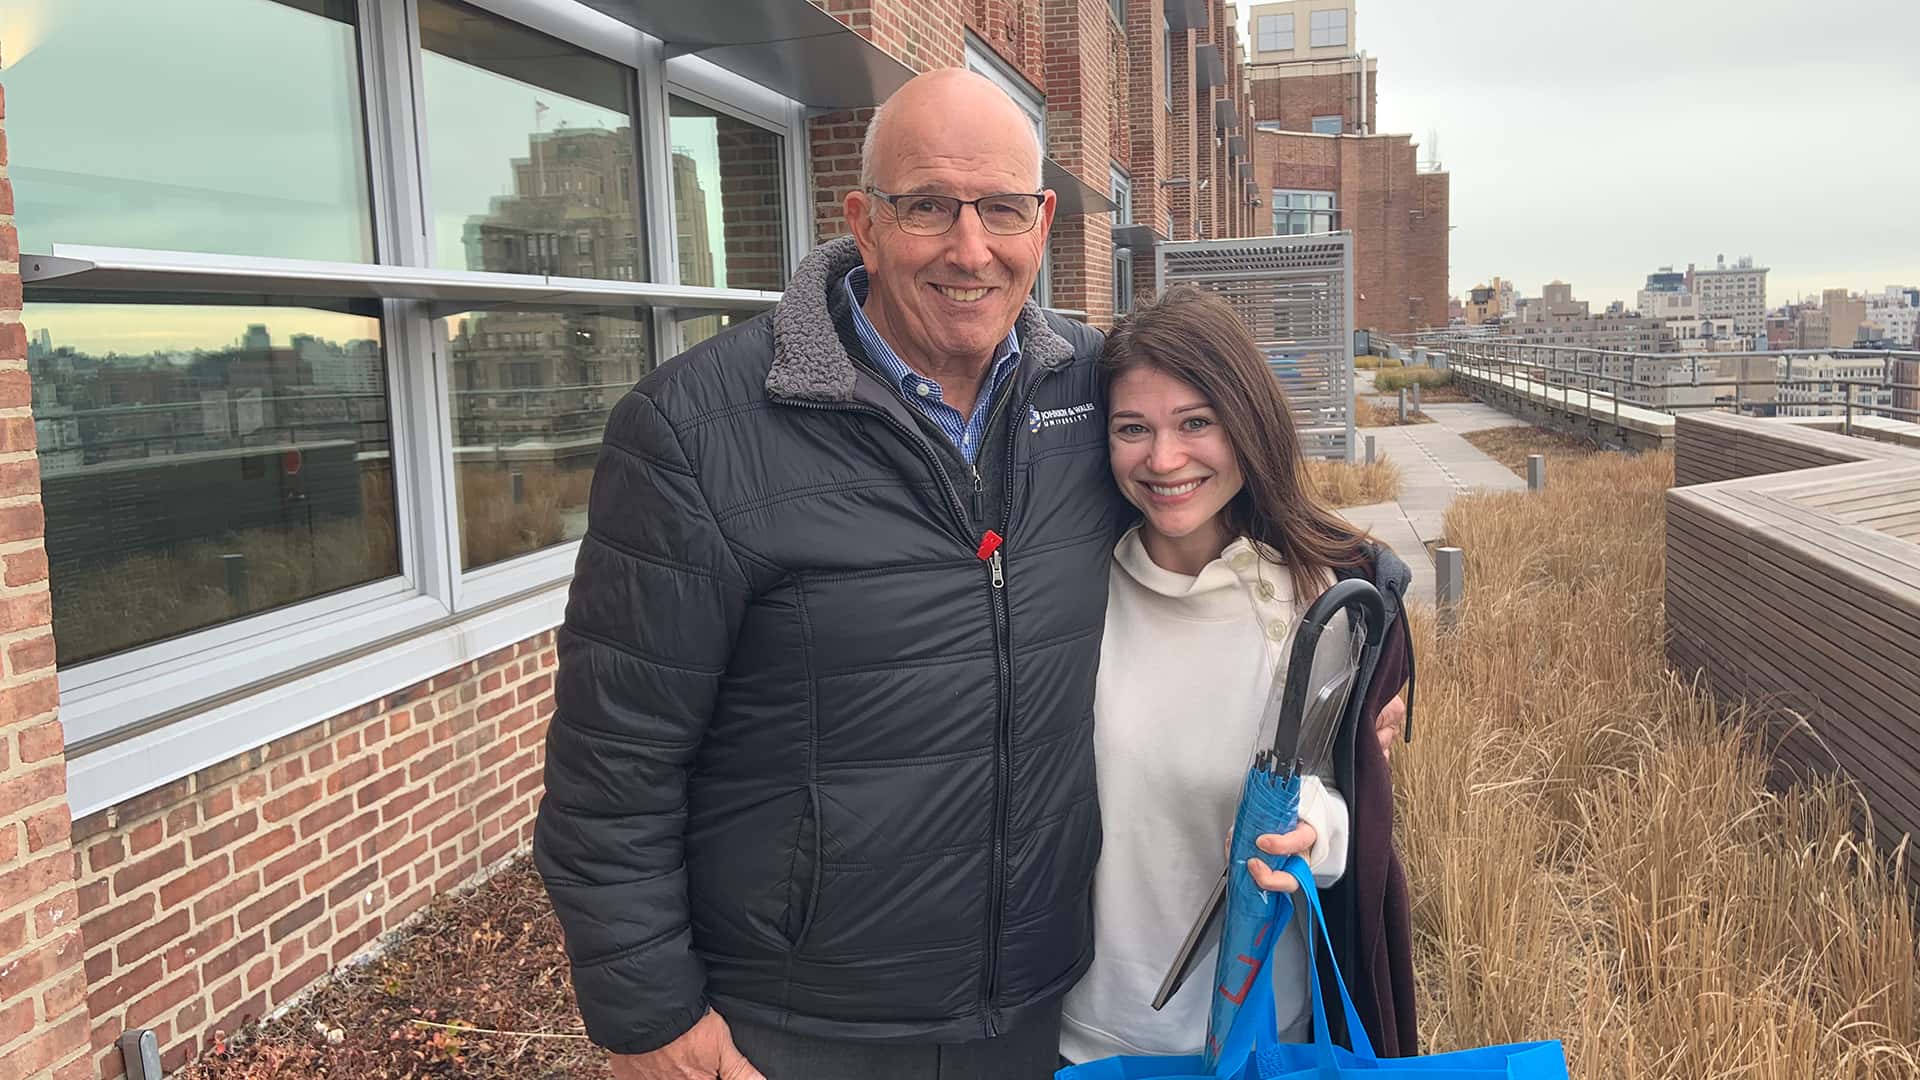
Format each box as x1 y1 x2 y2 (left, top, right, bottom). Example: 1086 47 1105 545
1667 413 1920 874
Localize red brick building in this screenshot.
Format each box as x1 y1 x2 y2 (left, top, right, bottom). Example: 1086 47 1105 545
1243 0 1450 333
0 2 1269 1078
1252 130 1449 333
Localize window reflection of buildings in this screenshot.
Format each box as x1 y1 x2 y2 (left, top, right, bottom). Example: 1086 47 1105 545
448 311 646 456
449 123 651 460
25 324 386 478
461 126 642 281
672 149 715 289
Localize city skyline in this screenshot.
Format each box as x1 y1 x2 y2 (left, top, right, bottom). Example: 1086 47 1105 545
1270 0 1920 307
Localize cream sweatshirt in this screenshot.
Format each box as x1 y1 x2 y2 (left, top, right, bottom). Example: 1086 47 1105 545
1060 529 1352 1065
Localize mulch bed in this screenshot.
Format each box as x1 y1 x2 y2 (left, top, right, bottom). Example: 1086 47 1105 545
178 858 609 1080
1460 425 1603 477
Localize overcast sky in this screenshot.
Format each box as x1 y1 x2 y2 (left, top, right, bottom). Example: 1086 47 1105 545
1244 0 1920 307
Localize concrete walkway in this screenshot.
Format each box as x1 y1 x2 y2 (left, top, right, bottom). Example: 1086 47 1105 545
1342 403 1528 603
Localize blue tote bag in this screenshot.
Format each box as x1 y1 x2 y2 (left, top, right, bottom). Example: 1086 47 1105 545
1058 856 1568 1080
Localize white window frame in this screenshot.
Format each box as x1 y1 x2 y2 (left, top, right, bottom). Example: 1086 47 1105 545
1109 164 1133 226
40 0 795 815
1163 18 1174 108
963 33 1050 305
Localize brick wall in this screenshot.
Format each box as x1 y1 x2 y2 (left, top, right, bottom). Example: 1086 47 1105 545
1124 0 1170 238
714 120 787 290
968 0 1047 90
1253 128 1450 334
1168 27 1197 240
0 81 94 1080
69 638 556 1078
1042 0 1119 326
1248 65 1376 133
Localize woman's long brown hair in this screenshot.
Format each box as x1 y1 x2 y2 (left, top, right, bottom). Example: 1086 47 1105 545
1101 284 1371 601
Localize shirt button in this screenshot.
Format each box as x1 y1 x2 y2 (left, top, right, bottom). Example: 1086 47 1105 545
1255 581 1277 601
915 383 931 397
1267 619 1288 641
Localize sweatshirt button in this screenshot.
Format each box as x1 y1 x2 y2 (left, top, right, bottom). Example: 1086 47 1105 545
1267 619 1288 641
1255 581 1276 601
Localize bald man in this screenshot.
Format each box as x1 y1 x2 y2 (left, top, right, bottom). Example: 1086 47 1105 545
535 69 1123 1078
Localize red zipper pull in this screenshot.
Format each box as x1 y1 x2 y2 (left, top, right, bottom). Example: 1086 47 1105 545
976 530 1003 560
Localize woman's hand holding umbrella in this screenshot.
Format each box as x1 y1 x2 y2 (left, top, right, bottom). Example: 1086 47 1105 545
1246 821 1319 894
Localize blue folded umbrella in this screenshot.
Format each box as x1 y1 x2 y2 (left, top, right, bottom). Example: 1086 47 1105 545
1204 763 1300 1069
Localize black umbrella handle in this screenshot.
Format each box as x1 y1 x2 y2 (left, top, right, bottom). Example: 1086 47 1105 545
1269 578 1389 761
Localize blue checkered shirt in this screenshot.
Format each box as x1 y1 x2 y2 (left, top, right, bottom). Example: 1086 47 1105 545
841 266 1021 465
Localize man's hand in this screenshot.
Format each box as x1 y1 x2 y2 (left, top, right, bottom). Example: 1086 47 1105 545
1374 696 1406 762
608 1010 766 1080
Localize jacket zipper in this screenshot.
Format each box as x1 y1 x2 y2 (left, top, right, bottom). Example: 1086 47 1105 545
978 367 1049 1036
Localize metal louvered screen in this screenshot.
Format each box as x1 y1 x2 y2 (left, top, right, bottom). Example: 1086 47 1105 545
1155 234 1356 460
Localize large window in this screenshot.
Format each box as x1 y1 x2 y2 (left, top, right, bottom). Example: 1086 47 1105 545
1310 8 1349 48
417 0 645 278
670 96 789 346
27 303 395 666
7 0 375 261
1257 13 1294 53
1312 115 1343 135
14 0 804 777
444 309 650 570
1273 190 1337 234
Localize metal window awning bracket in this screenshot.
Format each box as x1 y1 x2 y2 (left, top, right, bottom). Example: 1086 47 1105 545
1165 0 1210 33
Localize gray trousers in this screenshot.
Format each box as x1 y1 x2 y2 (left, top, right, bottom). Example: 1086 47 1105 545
729 1000 1063 1080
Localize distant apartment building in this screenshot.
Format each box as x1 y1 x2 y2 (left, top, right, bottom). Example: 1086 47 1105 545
1687 255 1768 338
1512 280 1670 352
1462 275 1514 325
1896 358 1919 418
1636 266 1688 317
1246 0 1376 134
1766 310 1802 351
1864 286 1919 348
1775 355 1900 419
1823 288 1869 348
1245 0 1449 334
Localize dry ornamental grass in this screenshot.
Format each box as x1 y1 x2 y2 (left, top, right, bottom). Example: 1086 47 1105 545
1400 449 1919 1078
1305 456 1403 507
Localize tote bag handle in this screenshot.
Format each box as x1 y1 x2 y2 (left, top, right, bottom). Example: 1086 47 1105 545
1280 855 1379 1067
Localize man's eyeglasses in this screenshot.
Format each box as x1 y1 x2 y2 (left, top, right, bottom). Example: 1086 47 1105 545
865 188 1045 236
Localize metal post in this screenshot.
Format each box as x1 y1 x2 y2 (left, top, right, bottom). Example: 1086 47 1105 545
1844 382 1854 436
1397 388 1407 423
222 554 249 613
1365 434 1376 465
511 470 526 505
119 1030 162 1080
1527 454 1546 491
1411 381 1422 413
1436 546 1464 630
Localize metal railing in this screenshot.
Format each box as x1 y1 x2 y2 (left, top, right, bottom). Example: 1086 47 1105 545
1384 332 1920 434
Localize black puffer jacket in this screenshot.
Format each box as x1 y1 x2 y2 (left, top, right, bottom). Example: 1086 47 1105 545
535 237 1121 1054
